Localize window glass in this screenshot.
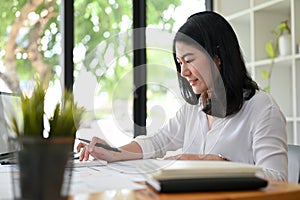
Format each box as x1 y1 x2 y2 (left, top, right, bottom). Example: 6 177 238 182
146 0 206 136
74 0 206 147
0 0 62 119
74 0 134 146
1 1 206 146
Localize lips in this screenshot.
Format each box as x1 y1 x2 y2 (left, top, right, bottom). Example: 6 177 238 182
188 79 198 86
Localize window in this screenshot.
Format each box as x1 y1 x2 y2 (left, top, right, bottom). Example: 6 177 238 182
73 0 206 146
0 0 62 120
0 0 207 146
146 0 206 136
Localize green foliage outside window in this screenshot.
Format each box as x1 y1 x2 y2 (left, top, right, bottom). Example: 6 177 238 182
0 0 181 100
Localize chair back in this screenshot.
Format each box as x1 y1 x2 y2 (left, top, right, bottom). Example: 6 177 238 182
288 144 300 183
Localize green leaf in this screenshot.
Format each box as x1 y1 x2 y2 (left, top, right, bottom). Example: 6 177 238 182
48 89 85 137
275 20 291 35
276 23 286 31
263 86 270 93
21 79 45 137
261 69 270 79
8 77 85 138
265 41 275 58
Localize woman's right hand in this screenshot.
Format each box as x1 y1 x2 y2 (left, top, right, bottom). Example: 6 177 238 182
76 136 117 162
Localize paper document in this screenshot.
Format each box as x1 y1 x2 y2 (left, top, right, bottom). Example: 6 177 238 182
70 166 146 195
69 159 107 168
0 163 145 198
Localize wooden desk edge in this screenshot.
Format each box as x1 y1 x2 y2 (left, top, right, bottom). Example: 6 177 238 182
69 180 300 200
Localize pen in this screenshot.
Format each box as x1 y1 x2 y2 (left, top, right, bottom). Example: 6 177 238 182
0 161 16 165
77 138 121 152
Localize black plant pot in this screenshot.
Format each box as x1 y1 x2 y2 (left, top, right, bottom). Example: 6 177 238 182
11 137 74 200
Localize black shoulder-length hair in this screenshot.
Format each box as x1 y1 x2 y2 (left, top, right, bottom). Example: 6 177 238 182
173 11 259 117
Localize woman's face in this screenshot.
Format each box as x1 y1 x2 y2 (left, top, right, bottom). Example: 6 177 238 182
175 41 214 95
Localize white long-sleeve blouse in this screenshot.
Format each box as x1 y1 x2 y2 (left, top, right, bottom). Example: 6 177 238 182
135 90 288 181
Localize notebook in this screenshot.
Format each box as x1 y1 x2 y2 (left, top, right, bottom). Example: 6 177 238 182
147 176 268 192
0 92 22 156
143 160 268 192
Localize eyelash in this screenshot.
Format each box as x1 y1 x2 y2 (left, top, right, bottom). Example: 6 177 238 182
177 59 194 65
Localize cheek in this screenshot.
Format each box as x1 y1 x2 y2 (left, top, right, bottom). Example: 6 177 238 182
194 71 205 83
191 63 211 84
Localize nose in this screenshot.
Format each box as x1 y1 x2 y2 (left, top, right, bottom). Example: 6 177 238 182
180 62 191 77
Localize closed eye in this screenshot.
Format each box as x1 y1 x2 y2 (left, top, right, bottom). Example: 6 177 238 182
186 59 194 63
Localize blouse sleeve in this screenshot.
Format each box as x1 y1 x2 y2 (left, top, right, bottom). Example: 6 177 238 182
251 93 288 181
134 104 188 159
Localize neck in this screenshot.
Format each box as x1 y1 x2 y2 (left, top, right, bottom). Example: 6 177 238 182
206 114 216 130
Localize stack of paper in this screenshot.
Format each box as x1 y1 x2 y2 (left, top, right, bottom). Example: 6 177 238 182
143 160 268 192
150 160 262 180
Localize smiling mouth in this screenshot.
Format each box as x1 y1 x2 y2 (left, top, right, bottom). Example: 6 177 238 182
188 79 198 86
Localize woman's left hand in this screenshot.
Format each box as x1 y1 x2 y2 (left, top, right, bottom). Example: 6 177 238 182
164 154 226 161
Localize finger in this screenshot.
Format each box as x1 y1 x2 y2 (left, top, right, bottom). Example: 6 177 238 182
76 142 86 153
79 146 86 161
91 136 109 145
89 138 98 148
83 146 90 161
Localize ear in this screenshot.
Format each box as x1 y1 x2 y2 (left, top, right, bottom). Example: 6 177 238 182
213 55 221 69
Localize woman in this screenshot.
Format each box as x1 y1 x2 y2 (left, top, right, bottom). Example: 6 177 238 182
77 11 288 181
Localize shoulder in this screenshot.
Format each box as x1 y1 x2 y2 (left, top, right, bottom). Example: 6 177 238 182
245 90 279 109
173 101 202 121
242 90 285 120
177 102 200 117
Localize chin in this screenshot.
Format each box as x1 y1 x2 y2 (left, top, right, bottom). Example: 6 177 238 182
192 90 201 95
192 86 207 95
192 88 203 95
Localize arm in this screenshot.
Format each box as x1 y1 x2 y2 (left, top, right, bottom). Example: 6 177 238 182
164 154 228 161
252 94 288 181
134 104 188 159
117 141 143 160
78 103 188 161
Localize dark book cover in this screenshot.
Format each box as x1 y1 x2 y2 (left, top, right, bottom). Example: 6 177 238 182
147 176 268 193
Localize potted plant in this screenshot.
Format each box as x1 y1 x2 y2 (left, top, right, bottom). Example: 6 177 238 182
8 78 85 200
263 20 291 92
